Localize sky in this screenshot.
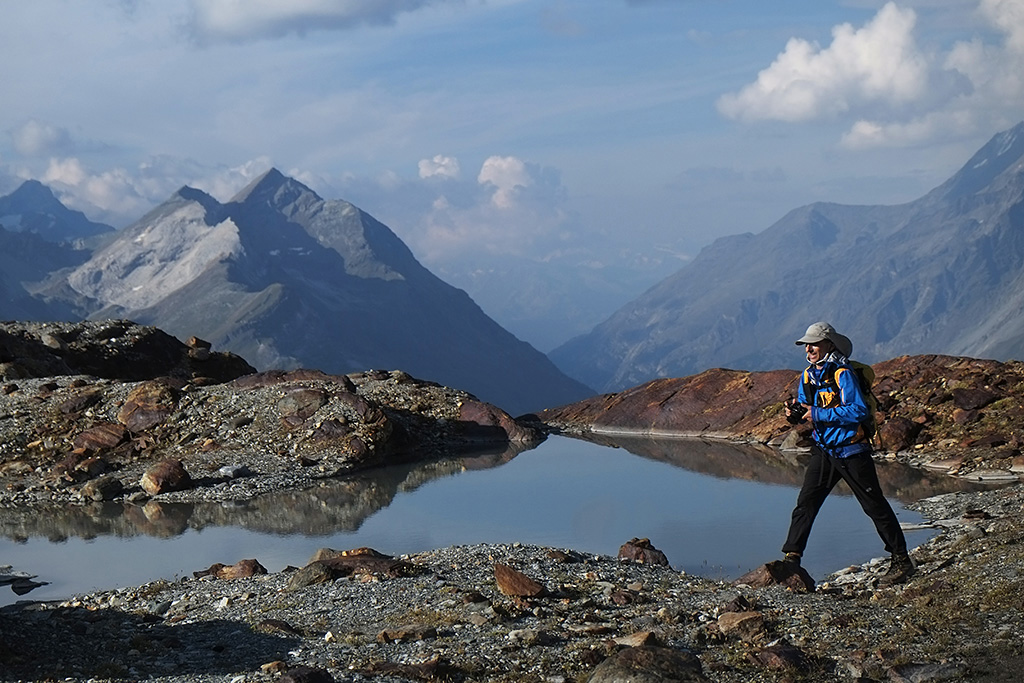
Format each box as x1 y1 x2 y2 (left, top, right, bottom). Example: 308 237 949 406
1 0 1023 347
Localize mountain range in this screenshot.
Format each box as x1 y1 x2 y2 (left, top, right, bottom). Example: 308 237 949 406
1 171 592 415
4 122 1024 409
551 121 1024 392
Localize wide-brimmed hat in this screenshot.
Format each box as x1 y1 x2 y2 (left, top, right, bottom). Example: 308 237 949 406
796 321 838 346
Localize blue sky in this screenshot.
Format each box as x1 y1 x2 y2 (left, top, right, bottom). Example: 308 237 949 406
2 0 1022 347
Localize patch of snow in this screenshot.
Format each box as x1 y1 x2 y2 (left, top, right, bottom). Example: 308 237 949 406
996 130 1019 156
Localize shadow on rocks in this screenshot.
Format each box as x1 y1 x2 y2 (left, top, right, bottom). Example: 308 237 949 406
0 602 298 680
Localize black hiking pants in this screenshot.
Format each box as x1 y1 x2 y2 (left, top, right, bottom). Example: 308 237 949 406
782 444 908 556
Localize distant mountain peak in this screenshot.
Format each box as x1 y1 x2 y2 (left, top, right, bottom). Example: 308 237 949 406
168 185 223 222
5 179 63 212
230 168 321 210
935 120 1024 200
0 179 113 242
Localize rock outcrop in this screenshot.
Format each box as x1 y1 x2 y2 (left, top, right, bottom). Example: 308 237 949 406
0 321 545 507
535 355 1024 478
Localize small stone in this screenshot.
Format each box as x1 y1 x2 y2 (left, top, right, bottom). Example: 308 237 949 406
79 475 124 501
613 631 661 648
733 561 815 593
618 538 669 566
718 611 766 642
140 458 193 495
494 563 545 597
217 464 252 479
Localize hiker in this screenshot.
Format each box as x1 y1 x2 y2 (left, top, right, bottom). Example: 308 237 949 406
781 321 915 585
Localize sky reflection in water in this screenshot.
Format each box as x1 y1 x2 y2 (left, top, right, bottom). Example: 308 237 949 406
0 435 998 606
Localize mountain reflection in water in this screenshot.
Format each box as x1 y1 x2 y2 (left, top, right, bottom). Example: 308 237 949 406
0 435 1004 605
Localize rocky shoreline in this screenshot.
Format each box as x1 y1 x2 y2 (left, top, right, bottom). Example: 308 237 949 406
0 482 1022 682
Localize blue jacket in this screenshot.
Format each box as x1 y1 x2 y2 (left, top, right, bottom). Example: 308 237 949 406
798 359 873 458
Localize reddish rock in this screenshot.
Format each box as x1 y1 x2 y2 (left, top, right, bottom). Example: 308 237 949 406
118 380 180 432
72 422 129 453
377 624 437 644
878 416 922 452
747 643 809 672
538 367 798 441
458 400 543 443
220 558 267 579
717 611 766 642
140 458 192 495
733 560 815 593
951 387 998 411
493 563 545 597
953 408 980 425
618 538 669 566
59 389 102 415
613 631 662 648
193 558 267 580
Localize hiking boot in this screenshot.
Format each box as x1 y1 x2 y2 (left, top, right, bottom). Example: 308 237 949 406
783 552 802 567
879 552 915 585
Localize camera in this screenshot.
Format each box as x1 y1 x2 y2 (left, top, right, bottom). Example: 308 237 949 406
785 399 807 424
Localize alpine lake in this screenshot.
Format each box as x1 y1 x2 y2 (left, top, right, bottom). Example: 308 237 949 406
0 434 1003 606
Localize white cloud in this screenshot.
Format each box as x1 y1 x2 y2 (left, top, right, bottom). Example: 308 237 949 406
478 155 532 209
981 0 1024 53
10 119 75 158
334 155 574 263
840 0 1024 149
418 154 460 179
717 3 928 123
21 155 278 226
189 157 276 200
40 158 151 222
187 0 454 43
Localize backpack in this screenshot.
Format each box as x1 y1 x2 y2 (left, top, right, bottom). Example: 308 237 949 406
802 360 880 447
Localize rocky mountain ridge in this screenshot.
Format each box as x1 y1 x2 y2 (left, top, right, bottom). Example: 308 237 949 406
538 354 1024 481
552 121 1024 392
2 171 592 415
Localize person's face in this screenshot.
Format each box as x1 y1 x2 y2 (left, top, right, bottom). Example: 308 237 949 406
804 340 833 364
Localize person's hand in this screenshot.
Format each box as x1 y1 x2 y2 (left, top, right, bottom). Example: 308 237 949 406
785 400 808 424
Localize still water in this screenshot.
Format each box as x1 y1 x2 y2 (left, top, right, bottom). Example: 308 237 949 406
0 434 995 606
